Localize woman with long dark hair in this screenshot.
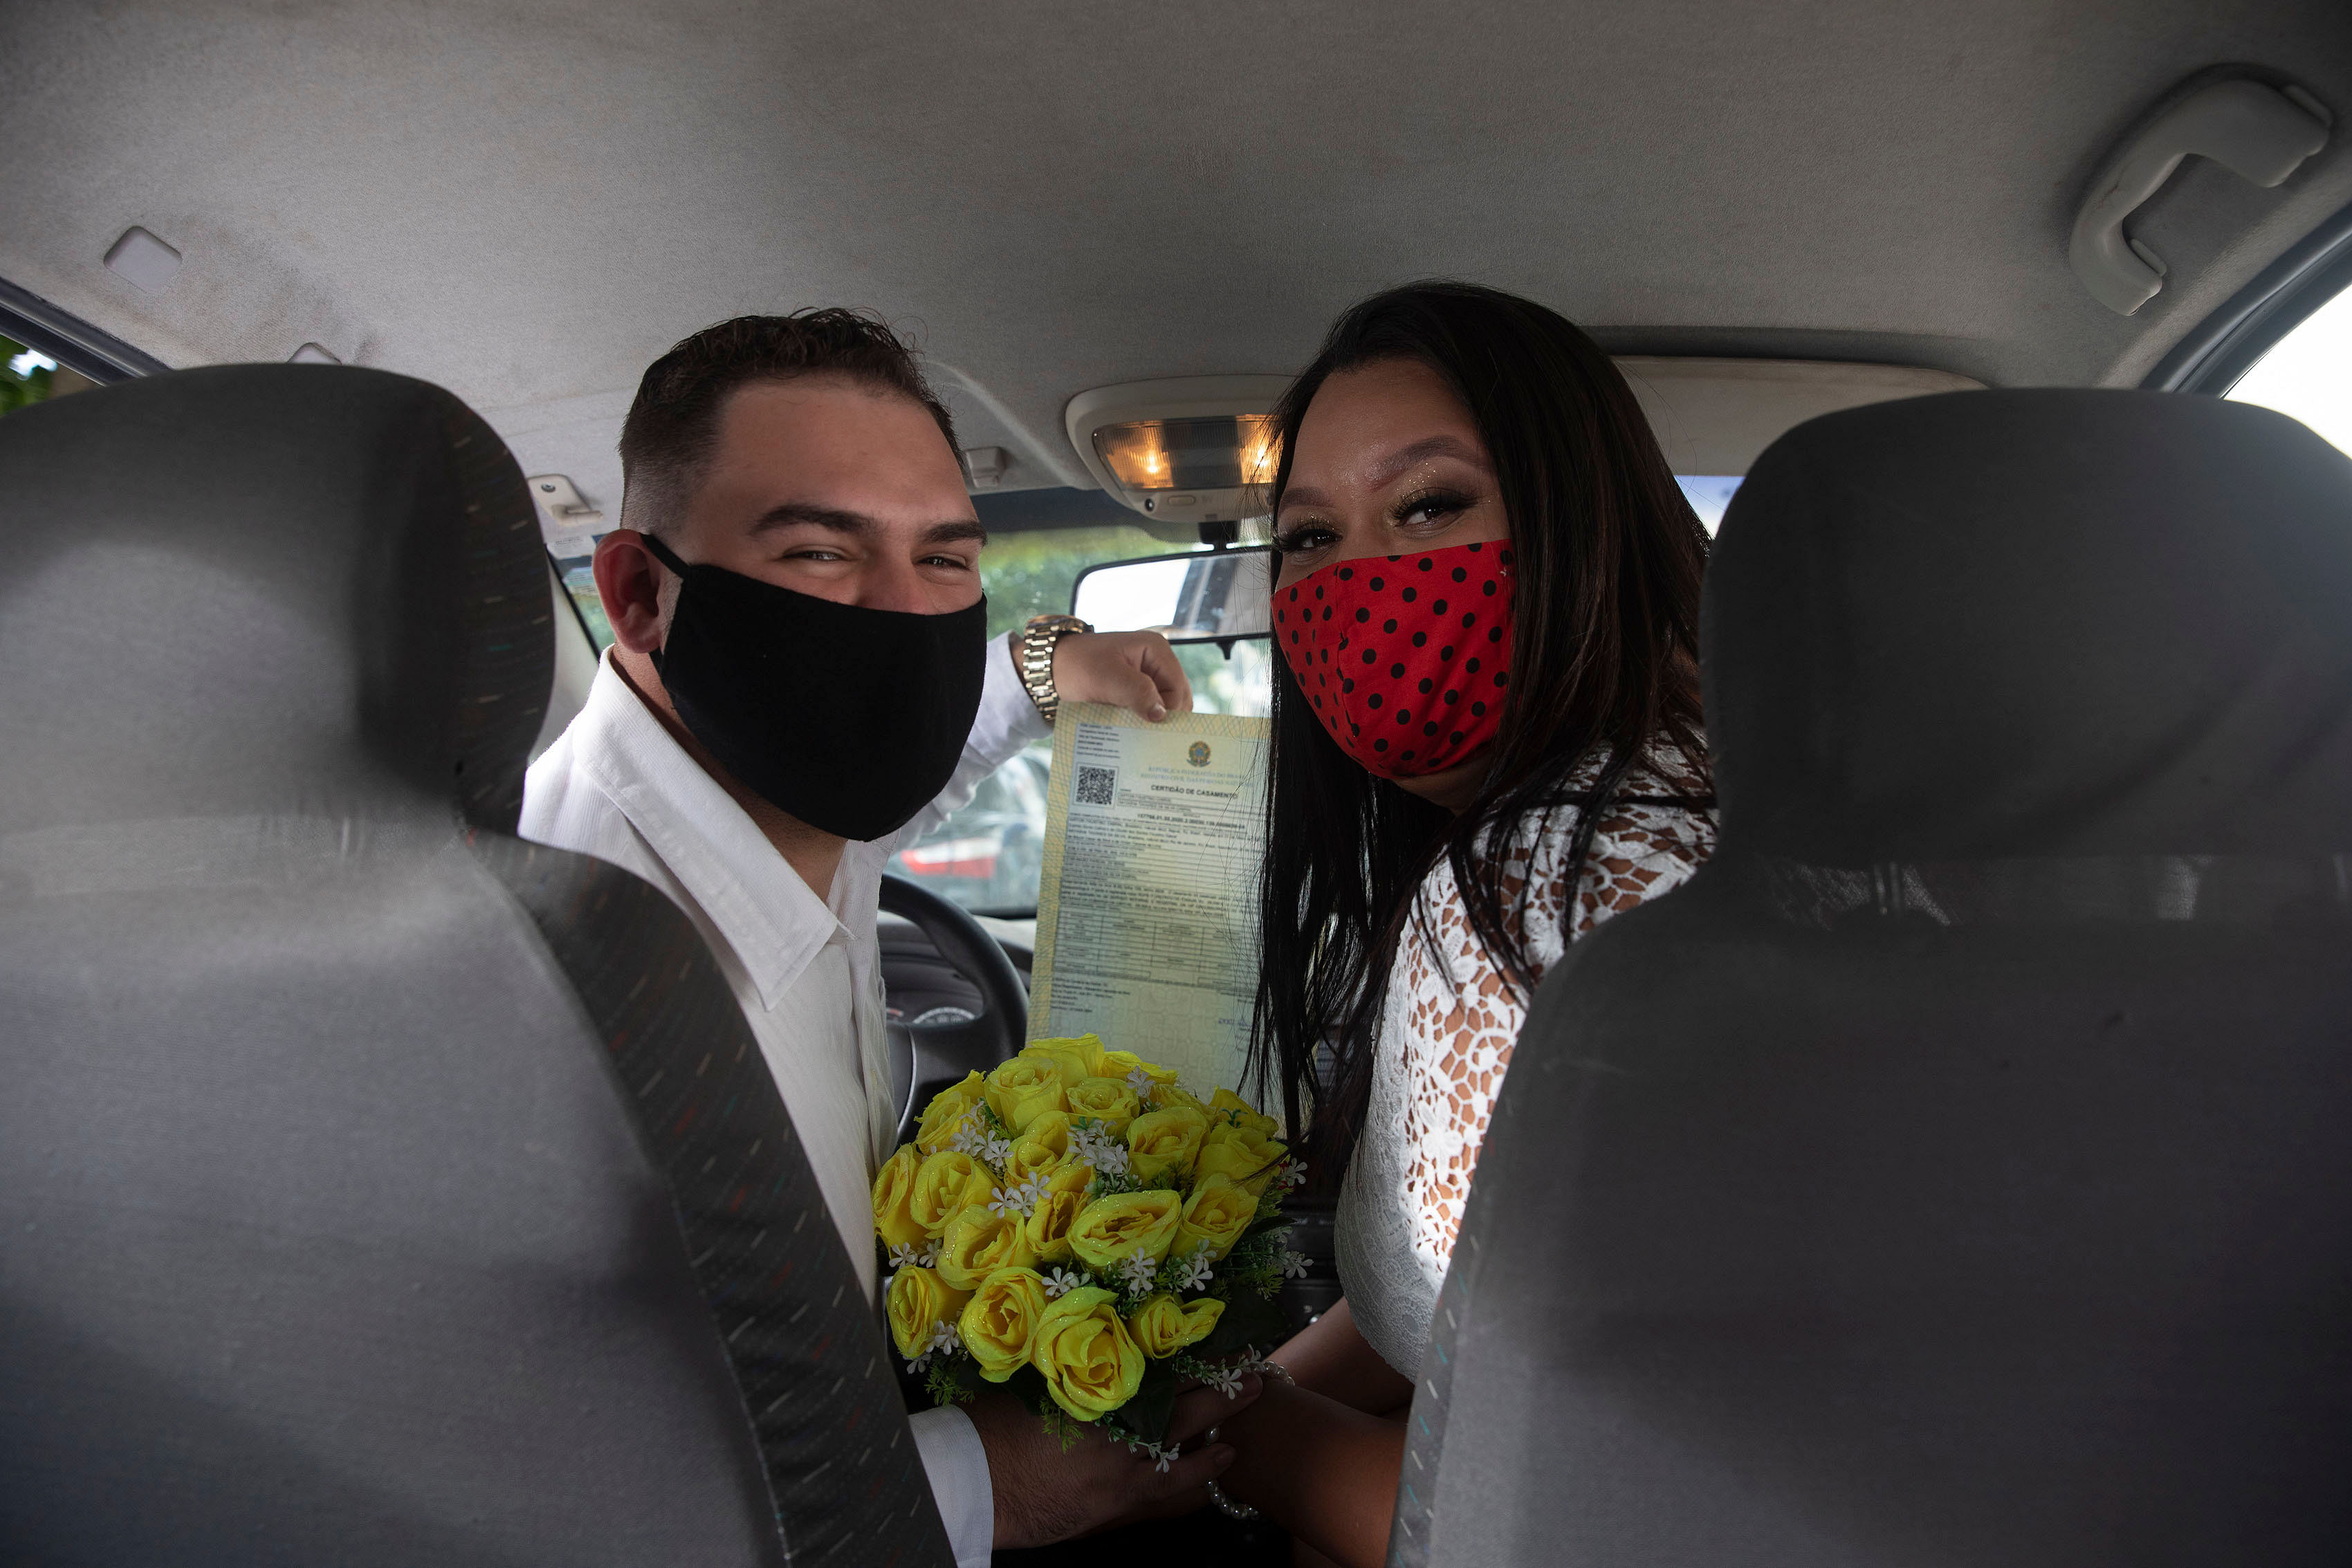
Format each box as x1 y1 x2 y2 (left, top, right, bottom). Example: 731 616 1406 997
1211 283 1716 1565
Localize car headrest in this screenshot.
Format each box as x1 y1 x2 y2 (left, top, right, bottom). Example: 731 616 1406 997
0 365 549 836
1705 388 2352 863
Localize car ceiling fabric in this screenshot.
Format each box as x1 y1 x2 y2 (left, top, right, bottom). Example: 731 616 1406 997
2 1 2350 517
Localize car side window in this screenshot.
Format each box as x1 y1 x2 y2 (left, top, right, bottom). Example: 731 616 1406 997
1 336 100 418
2225 277 2352 458
554 555 616 649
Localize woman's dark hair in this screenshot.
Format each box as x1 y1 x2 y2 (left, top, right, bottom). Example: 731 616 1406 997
1247 281 1710 1170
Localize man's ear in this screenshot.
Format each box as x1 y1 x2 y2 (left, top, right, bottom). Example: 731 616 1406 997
592 530 669 654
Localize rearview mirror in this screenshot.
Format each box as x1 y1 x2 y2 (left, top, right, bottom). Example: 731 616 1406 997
1070 546 1272 641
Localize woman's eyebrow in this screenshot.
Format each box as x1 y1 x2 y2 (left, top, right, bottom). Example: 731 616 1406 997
1366 434 1491 489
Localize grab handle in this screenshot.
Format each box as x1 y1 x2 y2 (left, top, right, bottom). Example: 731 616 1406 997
2070 77 2331 316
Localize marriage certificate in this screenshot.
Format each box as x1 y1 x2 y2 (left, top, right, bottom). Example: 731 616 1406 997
1028 701 1270 1096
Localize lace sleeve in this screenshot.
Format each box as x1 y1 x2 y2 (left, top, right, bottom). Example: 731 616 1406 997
1395 756 1717 1275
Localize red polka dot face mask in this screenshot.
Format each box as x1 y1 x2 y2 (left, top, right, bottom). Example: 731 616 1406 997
1270 538 1516 779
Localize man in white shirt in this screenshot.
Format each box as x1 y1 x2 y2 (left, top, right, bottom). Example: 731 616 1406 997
523 311 1256 1563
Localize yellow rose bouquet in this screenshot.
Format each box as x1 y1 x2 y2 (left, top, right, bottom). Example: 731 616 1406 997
872 1034 1307 1461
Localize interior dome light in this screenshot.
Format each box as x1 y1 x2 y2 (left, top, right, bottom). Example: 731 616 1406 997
1092 414 1278 492
1065 377 1293 538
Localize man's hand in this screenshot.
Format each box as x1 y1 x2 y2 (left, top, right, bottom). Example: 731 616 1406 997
1051 631 1192 723
971 1374 1262 1549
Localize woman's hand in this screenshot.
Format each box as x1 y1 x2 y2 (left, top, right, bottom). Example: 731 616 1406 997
971 1372 1261 1549
1049 631 1192 722
1271 1298 1413 1416
1213 1376 1406 1568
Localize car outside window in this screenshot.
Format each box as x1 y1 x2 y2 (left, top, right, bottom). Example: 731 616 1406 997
892 510 1271 916
1675 475 1742 533
552 554 616 648
0 336 99 418
2225 278 2352 459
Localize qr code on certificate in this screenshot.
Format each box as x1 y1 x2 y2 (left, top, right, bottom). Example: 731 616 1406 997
1074 765 1117 806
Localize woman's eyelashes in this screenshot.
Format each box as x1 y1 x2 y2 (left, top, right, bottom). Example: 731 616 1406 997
1273 488 1480 557
1393 488 1476 530
1271 522 1339 556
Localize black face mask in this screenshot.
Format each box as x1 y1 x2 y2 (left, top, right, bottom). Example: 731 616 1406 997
640 534 988 842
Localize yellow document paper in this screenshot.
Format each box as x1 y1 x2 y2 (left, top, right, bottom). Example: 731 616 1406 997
1029 701 1269 1094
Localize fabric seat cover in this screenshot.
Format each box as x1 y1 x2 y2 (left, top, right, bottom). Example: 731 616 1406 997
1394 389 2352 1567
0 366 952 1567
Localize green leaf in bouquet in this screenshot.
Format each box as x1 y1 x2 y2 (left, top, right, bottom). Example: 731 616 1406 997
1034 1399 1092 1452
1117 1359 1182 1446
926 1356 984 1408
1087 1170 1143 1199
1194 1289 1287 1359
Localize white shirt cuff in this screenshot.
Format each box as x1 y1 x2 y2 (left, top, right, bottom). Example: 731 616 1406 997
910 1403 993 1567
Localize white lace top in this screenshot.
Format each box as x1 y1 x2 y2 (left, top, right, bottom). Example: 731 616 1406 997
1336 740 1716 1376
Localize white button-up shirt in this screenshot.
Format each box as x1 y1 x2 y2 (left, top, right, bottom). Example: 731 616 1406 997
521 634 1046 1568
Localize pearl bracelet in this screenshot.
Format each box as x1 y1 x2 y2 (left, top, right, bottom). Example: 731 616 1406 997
1200 1363 1289 1520
1204 1475 1260 1520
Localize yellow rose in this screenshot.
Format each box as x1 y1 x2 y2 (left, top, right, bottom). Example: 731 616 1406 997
1028 1033 1110 1077
1065 1076 1143 1136
1042 1161 1095 1198
1029 1285 1145 1420
915 1071 987 1153
1069 1188 1184 1271
886 1265 972 1361
1020 1039 1096 1090
1172 1172 1258 1262
1125 1293 1226 1358
1126 1106 1209 1186
1211 1087 1283 1139
1100 1050 1179 1094
959 1267 1051 1382
910 1151 995 1235
871 1143 930 1252
1023 1185 1087 1265
984 1055 1067 1135
1194 1122 1287 1197
1004 1112 1074 1188
1159 1085 1213 1120
936 1203 1040 1290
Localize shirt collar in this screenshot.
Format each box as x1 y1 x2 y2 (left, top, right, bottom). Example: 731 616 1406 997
571 651 849 1009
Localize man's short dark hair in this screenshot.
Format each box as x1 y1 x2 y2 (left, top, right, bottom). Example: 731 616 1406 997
617 309 962 536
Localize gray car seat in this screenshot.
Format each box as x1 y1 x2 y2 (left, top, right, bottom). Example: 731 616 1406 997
1393 389 2352 1567
0 366 953 1567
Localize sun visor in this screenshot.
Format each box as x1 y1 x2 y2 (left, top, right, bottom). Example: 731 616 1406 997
1615 358 1985 475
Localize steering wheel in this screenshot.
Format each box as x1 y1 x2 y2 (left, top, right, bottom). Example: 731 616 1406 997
878 873 1031 1147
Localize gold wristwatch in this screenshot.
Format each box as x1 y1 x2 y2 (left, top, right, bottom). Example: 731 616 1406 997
1018 614 1092 723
